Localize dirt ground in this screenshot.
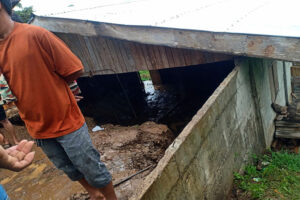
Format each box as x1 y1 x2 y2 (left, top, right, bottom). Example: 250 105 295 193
0 117 174 200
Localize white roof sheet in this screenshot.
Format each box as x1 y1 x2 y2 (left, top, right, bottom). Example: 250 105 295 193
33 0 300 37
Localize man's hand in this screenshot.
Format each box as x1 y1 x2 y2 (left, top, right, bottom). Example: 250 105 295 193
75 95 84 102
0 140 35 172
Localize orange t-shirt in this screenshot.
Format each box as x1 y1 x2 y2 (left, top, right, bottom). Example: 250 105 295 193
0 23 85 139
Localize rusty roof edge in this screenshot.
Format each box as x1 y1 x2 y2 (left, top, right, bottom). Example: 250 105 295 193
32 15 300 62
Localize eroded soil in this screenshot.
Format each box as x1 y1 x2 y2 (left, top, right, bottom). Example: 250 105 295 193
0 117 174 200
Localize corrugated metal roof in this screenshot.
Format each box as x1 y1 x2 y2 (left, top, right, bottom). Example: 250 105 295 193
34 0 300 37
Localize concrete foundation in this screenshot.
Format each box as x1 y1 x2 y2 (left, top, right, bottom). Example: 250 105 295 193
132 58 292 200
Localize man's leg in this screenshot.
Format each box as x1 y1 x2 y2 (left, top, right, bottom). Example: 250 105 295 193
36 138 86 188
79 179 116 200
78 178 106 200
38 139 105 200
57 123 117 200
98 181 116 200
1 118 19 145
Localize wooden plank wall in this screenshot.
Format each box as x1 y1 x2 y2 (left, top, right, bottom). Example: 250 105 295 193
56 33 233 76
291 66 300 77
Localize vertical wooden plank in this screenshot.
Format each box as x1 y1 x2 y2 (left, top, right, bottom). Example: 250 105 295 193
68 35 86 67
177 48 187 66
84 36 104 74
149 70 162 86
170 47 184 67
112 39 129 73
147 45 159 70
134 43 148 70
108 39 124 73
188 49 198 65
97 36 115 73
202 52 214 63
114 39 131 73
59 33 89 69
291 66 300 77
122 41 138 72
182 49 194 66
158 46 170 69
182 49 189 66
76 35 95 74
170 47 180 67
129 42 144 71
191 50 204 65
164 46 176 68
140 43 153 70
193 50 203 65
153 45 164 69
55 33 68 45
90 36 109 73
105 38 123 73
188 49 196 66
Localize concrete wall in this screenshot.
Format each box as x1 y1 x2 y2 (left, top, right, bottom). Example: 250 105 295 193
249 59 291 146
284 62 292 103
132 57 291 200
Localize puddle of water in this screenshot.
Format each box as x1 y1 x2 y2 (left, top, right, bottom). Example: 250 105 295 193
143 80 155 95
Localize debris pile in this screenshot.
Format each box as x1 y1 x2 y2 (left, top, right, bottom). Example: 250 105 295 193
70 120 175 200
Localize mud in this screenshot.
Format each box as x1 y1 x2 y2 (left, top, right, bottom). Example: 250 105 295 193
77 118 174 200
0 117 174 200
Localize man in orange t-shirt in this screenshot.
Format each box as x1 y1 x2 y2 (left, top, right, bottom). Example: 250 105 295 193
0 0 117 199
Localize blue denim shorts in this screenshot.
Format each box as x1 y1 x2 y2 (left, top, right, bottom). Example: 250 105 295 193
36 123 112 188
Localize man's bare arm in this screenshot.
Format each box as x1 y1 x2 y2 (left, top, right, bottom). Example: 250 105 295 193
64 69 84 84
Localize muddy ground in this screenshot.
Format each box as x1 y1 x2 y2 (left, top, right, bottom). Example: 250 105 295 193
0 117 174 200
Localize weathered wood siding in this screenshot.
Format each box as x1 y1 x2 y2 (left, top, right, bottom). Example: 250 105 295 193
291 66 300 77
55 33 233 76
34 17 300 63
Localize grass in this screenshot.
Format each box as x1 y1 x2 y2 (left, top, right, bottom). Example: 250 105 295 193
139 70 151 81
234 150 300 199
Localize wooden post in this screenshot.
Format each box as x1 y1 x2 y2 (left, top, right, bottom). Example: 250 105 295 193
149 70 162 90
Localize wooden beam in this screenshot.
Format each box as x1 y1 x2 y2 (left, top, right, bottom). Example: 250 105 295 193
149 70 162 88
275 120 300 139
32 16 97 36
32 16 300 62
276 131 300 139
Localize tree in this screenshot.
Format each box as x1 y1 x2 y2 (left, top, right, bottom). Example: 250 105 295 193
14 3 33 23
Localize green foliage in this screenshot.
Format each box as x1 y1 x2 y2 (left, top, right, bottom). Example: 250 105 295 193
139 70 151 81
234 151 300 199
14 3 33 23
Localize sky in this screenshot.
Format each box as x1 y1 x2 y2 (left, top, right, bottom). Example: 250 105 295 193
20 0 134 15
18 0 300 37
21 0 74 12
